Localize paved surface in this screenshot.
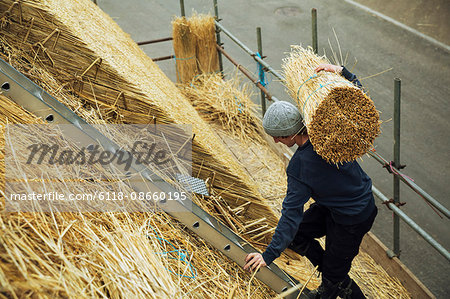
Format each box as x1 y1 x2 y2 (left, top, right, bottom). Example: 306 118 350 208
354 0 450 46
99 0 449 297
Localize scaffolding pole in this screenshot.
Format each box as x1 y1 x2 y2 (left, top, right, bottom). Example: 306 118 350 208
372 186 450 261
256 27 267 116
311 8 318 54
179 0 185 17
393 78 401 256
215 44 278 102
214 21 284 82
213 0 224 75
137 37 173 46
369 150 449 219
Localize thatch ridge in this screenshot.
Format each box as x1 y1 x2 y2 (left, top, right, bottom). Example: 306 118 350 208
0 0 279 236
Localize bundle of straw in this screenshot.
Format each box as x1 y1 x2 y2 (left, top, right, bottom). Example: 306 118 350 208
283 46 380 163
172 16 199 83
189 13 219 74
172 14 220 83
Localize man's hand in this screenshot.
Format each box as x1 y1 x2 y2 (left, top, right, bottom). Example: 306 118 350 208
244 252 267 272
315 63 343 74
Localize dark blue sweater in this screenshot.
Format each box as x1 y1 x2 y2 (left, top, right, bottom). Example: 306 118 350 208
261 68 374 266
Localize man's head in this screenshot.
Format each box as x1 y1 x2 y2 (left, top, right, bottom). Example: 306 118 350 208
262 101 306 147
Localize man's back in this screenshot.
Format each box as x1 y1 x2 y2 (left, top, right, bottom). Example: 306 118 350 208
287 139 375 225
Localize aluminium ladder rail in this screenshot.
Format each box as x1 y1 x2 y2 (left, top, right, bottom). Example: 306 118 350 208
0 58 312 298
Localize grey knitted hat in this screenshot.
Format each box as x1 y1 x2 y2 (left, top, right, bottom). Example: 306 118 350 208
262 101 304 137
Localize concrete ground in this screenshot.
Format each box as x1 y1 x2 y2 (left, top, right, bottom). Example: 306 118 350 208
354 0 450 46
98 0 449 297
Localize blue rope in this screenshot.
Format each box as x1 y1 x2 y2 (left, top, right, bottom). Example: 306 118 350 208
296 73 318 101
234 96 244 113
147 224 197 279
256 52 268 87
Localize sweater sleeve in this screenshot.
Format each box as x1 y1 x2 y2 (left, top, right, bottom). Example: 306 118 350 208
262 175 311 266
341 66 363 90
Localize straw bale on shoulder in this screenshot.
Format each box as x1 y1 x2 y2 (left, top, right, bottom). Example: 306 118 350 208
283 46 380 163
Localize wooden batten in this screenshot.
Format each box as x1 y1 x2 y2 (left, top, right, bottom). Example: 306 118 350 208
361 232 435 299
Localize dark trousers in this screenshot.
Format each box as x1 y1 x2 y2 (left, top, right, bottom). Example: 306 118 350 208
289 203 377 285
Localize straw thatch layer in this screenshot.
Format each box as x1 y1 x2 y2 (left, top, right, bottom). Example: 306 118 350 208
0 0 279 241
0 91 276 298
283 46 380 163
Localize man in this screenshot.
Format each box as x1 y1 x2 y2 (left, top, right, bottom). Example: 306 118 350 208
243 64 377 299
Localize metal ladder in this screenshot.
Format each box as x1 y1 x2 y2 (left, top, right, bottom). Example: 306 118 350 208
0 57 313 298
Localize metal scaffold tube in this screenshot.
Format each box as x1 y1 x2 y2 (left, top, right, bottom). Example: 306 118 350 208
372 186 450 261
256 27 267 115
179 0 185 17
311 8 318 54
137 37 173 46
393 78 401 256
213 0 224 74
215 44 278 102
214 21 284 82
368 150 450 219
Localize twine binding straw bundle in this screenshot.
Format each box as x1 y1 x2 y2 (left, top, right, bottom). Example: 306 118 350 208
283 46 380 163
